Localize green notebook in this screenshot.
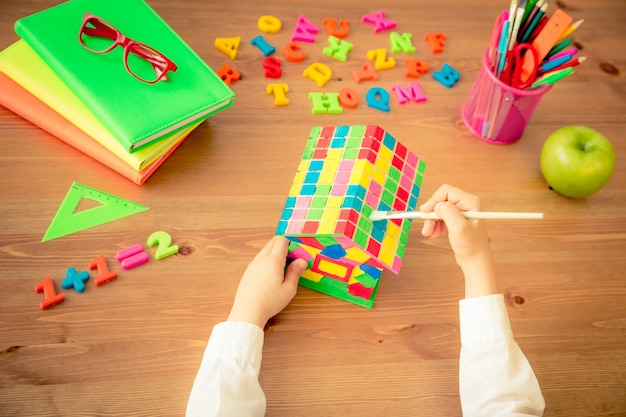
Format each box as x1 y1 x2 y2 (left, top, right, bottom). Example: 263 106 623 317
15 0 234 153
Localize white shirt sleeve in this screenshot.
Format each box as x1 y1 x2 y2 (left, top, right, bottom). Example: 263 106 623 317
459 294 545 417
186 321 266 417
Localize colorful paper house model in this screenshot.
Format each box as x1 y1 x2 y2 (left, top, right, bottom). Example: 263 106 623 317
276 125 426 308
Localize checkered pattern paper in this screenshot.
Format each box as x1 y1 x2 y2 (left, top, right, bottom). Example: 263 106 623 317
276 125 426 308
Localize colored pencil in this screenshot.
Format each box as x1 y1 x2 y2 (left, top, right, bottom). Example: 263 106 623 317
538 56 586 75
540 54 573 72
545 38 572 59
517 0 544 41
549 48 578 61
521 0 539 23
557 19 583 42
526 15 548 43
520 1 548 42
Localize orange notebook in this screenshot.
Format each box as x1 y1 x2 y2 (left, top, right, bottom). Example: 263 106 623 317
0 71 196 185
0 40 194 171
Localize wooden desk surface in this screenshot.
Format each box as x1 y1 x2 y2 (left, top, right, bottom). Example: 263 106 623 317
1 1 625 416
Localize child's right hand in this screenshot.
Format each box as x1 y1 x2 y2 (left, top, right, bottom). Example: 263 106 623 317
419 184 497 297
227 236 308 329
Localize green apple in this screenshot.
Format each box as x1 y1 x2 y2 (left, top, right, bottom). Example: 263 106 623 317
540 126 615 198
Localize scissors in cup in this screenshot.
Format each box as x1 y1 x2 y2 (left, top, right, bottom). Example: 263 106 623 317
501 43 540 89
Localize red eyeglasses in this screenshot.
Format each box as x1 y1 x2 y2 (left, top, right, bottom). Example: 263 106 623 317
78 13 177 84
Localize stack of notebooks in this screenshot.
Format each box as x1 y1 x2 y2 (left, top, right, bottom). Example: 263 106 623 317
0 0 234 184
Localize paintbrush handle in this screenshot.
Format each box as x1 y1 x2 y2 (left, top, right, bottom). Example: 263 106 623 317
384 211 544 220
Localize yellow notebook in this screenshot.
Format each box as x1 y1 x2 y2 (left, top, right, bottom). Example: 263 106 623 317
0 40 198 171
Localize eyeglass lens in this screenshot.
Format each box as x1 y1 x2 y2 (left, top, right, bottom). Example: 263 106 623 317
126 44 171 83
80 18 118 53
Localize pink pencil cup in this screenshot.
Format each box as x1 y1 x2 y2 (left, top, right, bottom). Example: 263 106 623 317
461 49 550 145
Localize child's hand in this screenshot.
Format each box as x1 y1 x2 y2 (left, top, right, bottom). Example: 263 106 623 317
420 184 490 266
227 236 308 328
420 184 497 298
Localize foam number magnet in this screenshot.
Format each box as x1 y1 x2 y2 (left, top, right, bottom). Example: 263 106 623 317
89 255 118 286
35 276 65 310
116 243 149 270
147 231 179 260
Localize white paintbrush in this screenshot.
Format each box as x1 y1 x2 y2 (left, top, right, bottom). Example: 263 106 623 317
369 210 544 221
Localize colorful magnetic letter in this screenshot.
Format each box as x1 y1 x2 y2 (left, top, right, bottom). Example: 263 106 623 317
322 36 353 62
303 63 332 87
361 10 397 33
116 243 144 261
367 48 396 71
214 37 241 60
433 63 460 87
352 62 378 84
120 252 148 270
263 57 282 78
405 58 429 78
322 18 350 38
258 15 282 34
216 63 240 86
35 276 65 310
391 82 427 104
339 88 359 109
121 252 149 270
147 231 180 260
42 182 149 242
291 14 319 43
251 35 276 56
308 92 343 114
389 32 416 53
284 41 306 62
424 32 447 53
366 87 391 112
89 255 118 286
61 267 90 293
116 243 149 270
276 125 426 308
267 83 290 106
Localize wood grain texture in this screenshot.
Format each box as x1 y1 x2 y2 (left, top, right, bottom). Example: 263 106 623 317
1 0 625 416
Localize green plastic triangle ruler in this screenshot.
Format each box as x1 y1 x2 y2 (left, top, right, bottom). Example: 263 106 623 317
42 182 149 242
